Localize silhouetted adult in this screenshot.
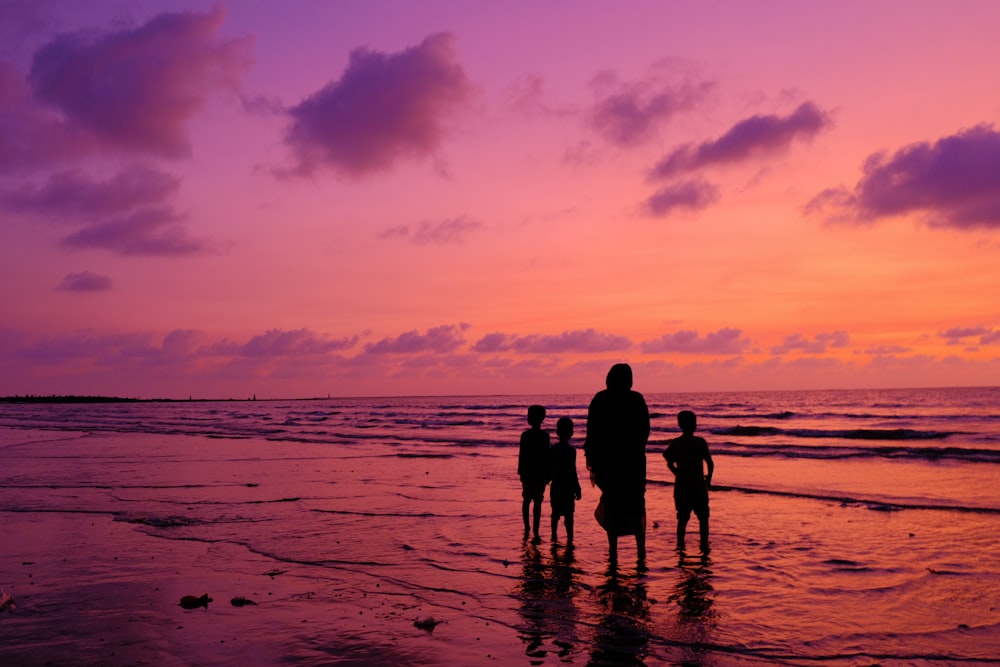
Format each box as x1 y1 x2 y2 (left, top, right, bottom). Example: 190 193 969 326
584 363 650 566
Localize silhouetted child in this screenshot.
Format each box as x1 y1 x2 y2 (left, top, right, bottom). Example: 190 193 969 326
549 417 582 544
518 405 550 541
663 410 714 550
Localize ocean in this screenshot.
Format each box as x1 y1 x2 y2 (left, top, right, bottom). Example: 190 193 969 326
1 386 998 665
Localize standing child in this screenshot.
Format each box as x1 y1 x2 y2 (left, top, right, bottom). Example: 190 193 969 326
663 410 714 550
549 417 582 544
518 405 550 542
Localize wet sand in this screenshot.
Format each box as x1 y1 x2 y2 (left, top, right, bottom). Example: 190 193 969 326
1 427 998 665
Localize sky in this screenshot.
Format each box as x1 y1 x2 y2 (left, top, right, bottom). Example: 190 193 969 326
1 0 999 399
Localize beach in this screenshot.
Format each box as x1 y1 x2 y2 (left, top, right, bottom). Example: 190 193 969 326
1 390 999 665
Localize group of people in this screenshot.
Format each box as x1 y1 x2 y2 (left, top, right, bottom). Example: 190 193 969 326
517 363 715 564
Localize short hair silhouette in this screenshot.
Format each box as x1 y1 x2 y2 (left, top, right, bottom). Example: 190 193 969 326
678 410 697 433
556 417 574 439
527 405 546 426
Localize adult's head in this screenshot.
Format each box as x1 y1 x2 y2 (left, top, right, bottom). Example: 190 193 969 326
605 363 633 391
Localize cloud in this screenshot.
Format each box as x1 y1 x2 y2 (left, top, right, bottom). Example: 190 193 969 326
60 206 203 256
472 328 632 354
588 72 712 147
378 216 484 245
365 323 470 354
639 328 749 354
240 329 359 357
641 179 718 217
0 166 203 255
939 325 999 346
771 331 850 355
649 102 831 179
27 6 251 158
861 344 911 355
0 165 179 220
806 124 1000 229
0 59 96 173
56 270 111 292
285 33 473 177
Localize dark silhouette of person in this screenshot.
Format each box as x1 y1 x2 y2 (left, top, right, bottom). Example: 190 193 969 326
549 417 582 544
584 363 650 566
663 410 714 551
518 404 551 542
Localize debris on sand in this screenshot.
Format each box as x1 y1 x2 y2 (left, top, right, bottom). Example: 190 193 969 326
231 596 257 607
413 616 444 631
179 594 213 610
263 569 288 578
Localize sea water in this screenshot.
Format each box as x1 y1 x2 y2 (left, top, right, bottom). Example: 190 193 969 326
1 387 998 665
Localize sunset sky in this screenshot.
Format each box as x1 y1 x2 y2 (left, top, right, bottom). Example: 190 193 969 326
2 1 999 399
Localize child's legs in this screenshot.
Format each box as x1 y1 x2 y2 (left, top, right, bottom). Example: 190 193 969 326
675 498 692 542
522 497 531 531
694 503 710 543
565 512 574 542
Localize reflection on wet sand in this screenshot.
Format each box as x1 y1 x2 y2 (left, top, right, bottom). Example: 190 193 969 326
588 567 651 666
516 542 582 663
667 547 717 665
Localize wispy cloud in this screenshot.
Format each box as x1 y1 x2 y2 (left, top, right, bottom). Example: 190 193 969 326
641 179 719 217
285 33 474 177
0 165 179 220
588 71 713 147
939 325 999 346
649 102 831 179
60 206 203 256
806 124 1000 229
56 270 112 292
472 328 632 354
27 6 250 158
378 216 484 245
770 331 850 355
639 328 749 354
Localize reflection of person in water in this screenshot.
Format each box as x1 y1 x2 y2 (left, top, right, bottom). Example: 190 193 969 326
515 541 581 663
588 568 651 666
668 550 716 665
584 363 650 566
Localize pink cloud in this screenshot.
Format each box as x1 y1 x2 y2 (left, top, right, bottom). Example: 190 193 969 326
0 165 200 256
364 324 470 354
56 270 112 292
240 329 359 357
649 102 831 179
588 72 713 147
939 326 999 346
807 124 1000 229
771 331 850 355
60 206 203 256
472 328 632 354
28 6 250 158
642 179 718 217
0 59 95 173
0 165 179 220
639 327 748 354
285 33 474 177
